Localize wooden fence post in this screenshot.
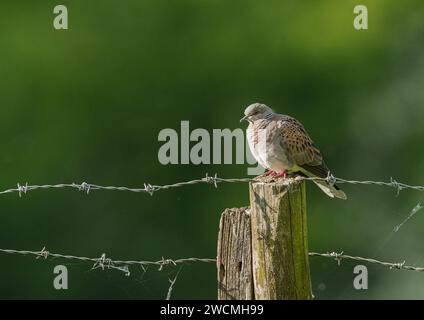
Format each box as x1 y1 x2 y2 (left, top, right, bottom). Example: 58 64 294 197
249 179 312 300
217 179 312 300
217 207 253 300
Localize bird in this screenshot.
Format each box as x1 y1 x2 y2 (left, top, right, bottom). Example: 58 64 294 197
240 103 347 200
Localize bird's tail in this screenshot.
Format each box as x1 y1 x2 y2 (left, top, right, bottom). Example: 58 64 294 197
313 180 347 200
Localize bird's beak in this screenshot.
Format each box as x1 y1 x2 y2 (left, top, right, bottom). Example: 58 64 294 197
240 115 248 123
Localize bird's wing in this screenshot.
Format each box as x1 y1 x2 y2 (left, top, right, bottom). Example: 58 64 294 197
277 116 329 178
273 114 347 200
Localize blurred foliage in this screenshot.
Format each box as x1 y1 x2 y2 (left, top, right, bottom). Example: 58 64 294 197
0 0 424 299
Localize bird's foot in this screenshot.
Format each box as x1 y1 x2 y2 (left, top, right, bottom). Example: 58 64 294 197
257 170 287 182
273 171 287 179
256 170 277 182
261 170 276 177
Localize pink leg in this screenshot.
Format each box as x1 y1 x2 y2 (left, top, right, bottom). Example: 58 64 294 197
262 170 275 177
274 171 287 178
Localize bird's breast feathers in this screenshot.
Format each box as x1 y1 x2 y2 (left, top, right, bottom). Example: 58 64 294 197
247 121 292 172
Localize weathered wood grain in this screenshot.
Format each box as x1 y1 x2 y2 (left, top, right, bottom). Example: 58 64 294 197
249 179 312 300
217 207 253 300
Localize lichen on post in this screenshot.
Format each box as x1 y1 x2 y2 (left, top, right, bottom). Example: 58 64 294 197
249 178 312 300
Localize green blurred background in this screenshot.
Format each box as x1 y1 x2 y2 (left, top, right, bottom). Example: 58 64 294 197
0 0 424 299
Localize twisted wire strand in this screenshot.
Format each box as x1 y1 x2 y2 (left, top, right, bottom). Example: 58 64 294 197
1 248 423 273
0 174 423 197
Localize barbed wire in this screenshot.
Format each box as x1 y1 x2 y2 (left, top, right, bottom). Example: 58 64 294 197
1 247 423 273
309 252 424 271
0 174 250 197
1 174 423 294
0 248 215 275
1 173 423 198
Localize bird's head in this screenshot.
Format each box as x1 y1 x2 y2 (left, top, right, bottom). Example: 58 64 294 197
240 103 274 123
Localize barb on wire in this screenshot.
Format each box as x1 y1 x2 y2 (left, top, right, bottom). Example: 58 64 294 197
1 247 424 273
0 174 423 198
309 251 424 271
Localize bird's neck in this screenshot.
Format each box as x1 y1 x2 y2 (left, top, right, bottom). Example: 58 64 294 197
264 112 274 120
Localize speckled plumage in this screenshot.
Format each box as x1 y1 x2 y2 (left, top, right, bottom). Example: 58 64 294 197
242 103 346 200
